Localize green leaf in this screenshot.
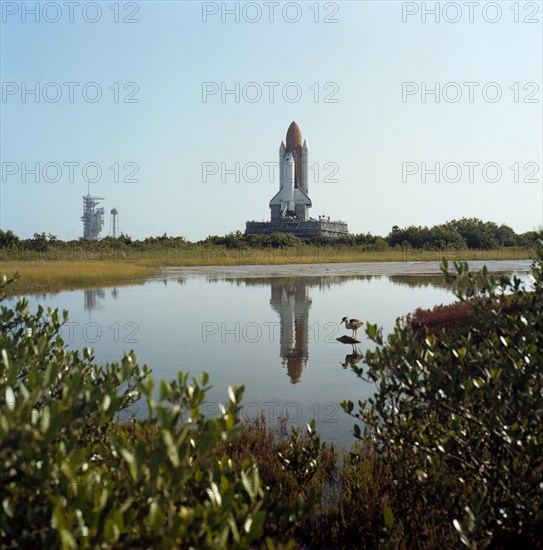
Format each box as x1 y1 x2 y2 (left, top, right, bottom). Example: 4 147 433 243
162 429 180 468
59 529 78 550
4 386 15 411
383 507 394 529
146 501 165 533
354 423 361 439
120 448 138 481
246 510 266 542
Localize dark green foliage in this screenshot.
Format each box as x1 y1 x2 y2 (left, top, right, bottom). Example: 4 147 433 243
212 415 337 543
0 230 19 249
386 218 535 250
28 232 51 252
2 218 537 257
517 230 540 248
303 441 458 549
205 231 303 249
219 416 336 498
343 239 543 548
387 224 465 250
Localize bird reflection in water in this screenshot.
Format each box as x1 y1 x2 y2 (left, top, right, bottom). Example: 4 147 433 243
341 345 363 370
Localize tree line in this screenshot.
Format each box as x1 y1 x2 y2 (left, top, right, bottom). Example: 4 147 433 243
0 217 539 252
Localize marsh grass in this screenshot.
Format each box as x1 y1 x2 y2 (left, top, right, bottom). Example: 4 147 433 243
155 246 531 266
403 293 524 340
1 261 154 295
1 245 532 296
201 416 458 548
301 442 459 549
218 415 337 497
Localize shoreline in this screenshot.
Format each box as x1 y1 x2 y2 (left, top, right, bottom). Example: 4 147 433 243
1 258 533 297
160 259 533 280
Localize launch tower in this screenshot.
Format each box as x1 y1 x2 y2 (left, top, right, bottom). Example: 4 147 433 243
81 194 105 240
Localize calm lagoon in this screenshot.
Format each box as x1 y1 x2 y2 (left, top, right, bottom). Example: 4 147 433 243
13 260 532 446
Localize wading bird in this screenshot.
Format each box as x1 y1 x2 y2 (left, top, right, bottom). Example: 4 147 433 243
340 317 363 339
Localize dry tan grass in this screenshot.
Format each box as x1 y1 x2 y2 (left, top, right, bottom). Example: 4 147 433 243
1 246 531 295
135 247 531 267
1 261 155 295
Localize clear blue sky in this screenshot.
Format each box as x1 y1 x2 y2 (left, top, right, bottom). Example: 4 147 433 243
1 1 541 240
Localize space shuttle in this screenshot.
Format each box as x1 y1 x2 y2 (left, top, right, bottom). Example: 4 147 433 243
270 121 312 221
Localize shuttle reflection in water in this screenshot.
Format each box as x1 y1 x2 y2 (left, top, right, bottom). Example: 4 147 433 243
83 289 106 312
83 287 119 312
269 280 312 384
239 275 368 384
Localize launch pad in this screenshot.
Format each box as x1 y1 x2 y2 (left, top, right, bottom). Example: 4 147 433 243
246 218 348 239
246 122 348 240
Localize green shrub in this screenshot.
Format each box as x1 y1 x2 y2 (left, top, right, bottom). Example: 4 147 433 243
343 241 543 547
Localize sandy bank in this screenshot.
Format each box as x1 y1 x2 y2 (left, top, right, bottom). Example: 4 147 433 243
162 260 532 280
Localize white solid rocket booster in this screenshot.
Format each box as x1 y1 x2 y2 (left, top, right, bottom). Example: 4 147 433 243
284 151 296 213
302 139 309 195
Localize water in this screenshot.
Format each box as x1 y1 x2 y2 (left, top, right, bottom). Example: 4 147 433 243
9 261 532 446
